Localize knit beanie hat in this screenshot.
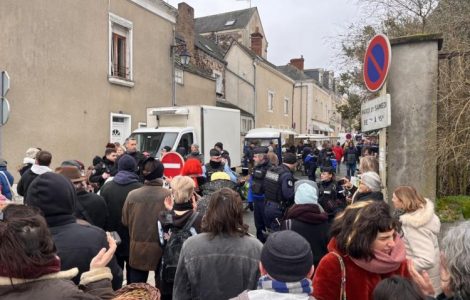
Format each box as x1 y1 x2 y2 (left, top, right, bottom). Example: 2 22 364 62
361 171 382 192
24 173 77 225
142 157 164 181
261 231 313 282
118 154 137 172
294 183 319 205
211 171 230 181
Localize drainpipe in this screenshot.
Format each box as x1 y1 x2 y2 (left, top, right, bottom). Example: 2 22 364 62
291 82 295 131
253 58 258 128
171 25 176 106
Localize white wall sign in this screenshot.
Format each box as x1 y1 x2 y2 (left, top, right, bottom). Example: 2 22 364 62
361 94 391 131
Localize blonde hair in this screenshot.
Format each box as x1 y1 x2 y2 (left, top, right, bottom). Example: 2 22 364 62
170 176 195 204
393 186 426 213
359 156 379 174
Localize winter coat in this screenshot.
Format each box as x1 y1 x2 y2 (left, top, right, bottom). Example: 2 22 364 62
89 157 118 188
400 198 441 294
49 221 123 290
233 289 316 300
282 204 330 267
0 267 115 300
75 190 108 229
332 146 344 162
122 179 171 271
197 179 238 215
0 170 14 199
173 233 263 300
100 179 142 258
313 239 410 300
16 165 51 196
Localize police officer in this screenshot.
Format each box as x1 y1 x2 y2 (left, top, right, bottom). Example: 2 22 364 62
263 152 297 232
318 166 346 221
202 148 237 182
247 146 271 242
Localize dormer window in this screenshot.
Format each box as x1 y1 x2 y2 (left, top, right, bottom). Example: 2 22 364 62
225 20 235 26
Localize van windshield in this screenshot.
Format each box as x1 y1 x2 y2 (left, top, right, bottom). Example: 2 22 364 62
131 132 178 157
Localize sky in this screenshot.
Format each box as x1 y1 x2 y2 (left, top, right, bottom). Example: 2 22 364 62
166 0 363 73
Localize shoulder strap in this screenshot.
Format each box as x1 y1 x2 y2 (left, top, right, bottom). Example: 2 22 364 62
0 171 12 190
330 252 347 300
182 211 199 231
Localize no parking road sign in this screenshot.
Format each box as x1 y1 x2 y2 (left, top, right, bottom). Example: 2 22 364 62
161 152 185 178
363 34 391 92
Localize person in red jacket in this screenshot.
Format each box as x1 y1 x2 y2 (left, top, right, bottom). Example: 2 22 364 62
313 201 410 300
332 142 344 173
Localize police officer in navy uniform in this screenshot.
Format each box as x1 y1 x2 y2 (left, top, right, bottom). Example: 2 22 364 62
263 152 297 232
203 148 226 180
318 166 346 221
247 146 271 242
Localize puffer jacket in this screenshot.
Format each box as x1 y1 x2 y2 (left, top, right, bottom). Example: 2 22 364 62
400 198 441 295
0 267 114 300
173 233 263 300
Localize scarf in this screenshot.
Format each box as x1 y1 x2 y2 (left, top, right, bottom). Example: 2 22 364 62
350 235 406 274
285 204 328 224
0 256 61 279
209 160 222 169
173 201 193 211
113 170 140 185
258 275 313 295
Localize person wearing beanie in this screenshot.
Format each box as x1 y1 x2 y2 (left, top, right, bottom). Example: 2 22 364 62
24 172 123 290
122 157 171 285
263 151 297 232
231 231 316 300
17 150 52 197
317 166 347 220
282 181 330 267
352 171 384 203
197 170 238 216
17 147 40 176
100 154 143 280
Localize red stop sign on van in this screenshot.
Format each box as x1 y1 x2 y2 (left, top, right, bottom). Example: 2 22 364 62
161 152 185 178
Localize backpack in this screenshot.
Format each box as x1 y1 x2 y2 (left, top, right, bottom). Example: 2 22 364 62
160 212 199 284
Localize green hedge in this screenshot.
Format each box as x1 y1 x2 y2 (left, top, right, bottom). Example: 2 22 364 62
436 195 470 222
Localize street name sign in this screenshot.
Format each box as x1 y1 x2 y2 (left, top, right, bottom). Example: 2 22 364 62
363 34 391 92
361 94 391 131
1 71 10 97
161 152 185 178
0 97 11 126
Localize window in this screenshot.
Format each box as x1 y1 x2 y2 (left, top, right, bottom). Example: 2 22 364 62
241 117 254 133
268 91 274 112
213 71 223 95
109 13 133 86
225 20 235 26
175 69 184 85
177 132 193 156
284 97 289 115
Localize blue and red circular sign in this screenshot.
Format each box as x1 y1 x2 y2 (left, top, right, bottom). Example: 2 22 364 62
363 34 391 92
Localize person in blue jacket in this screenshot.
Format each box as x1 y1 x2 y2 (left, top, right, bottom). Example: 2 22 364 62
0 158 14 200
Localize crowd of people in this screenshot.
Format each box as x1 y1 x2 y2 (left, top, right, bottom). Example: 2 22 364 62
0 137 468 300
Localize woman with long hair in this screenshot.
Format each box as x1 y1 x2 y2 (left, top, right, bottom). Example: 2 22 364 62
0 205 116 299
313 201 410 300
173 188 262 300
392 186 441 295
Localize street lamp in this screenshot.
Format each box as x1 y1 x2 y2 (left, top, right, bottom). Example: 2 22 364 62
179 49 191 66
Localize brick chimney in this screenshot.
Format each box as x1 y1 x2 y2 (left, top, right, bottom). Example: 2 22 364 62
290 56 304 71
250 27 263 56
176 3 195 59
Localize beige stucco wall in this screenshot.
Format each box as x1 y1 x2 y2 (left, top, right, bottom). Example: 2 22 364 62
244 12 267 59
224 45 255 115
310 84 335 129
293 83 309 134
256 63 294 130
175 70 216 106
0 0 175 175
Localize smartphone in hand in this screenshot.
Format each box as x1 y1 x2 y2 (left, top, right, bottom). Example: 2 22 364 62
109 231 122 245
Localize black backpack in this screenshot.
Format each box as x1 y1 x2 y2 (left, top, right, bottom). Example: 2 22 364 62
160 212 199 284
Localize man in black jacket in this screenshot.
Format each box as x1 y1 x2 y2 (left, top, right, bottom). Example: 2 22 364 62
17 150 52 197
25 172 123 290
89 148 118 190
100 154 143 280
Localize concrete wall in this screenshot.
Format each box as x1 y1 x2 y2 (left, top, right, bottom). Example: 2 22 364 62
0 0 175 175
225 45 255 115
309 84 335 131
175 71 216 106
256 63 294 130
387 36 440 201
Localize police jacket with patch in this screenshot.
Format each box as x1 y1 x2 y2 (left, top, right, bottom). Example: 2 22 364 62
318 180 346 217
250 160 271 196
263 164 295 207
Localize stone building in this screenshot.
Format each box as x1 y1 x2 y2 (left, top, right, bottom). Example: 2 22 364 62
0 0 177 169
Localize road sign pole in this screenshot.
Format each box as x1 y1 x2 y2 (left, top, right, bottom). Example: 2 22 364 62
378 83 387 202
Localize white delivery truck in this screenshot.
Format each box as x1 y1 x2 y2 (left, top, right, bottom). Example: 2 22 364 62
130 105 241 167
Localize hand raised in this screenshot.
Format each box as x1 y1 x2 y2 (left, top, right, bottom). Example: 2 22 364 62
90 232 117 269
